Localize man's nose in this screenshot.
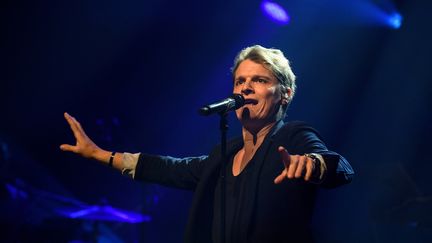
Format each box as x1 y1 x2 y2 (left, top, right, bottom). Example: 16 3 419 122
241 80 254 95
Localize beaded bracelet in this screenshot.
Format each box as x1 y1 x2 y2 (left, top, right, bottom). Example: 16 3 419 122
109 151 116 167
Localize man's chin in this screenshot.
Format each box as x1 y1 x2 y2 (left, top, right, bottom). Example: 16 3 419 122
238 114 262 129
239 107 252 120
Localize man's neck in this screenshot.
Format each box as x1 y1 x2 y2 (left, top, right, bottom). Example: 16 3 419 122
242 122 276 147
232 121 276 176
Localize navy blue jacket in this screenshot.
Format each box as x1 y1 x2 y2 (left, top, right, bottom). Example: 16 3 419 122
135 121 354 243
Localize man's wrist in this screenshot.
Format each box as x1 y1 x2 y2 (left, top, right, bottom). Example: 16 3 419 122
305 153 327 183
92 149 111 164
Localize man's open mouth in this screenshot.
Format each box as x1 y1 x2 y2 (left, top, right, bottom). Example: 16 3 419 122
244 99 258 105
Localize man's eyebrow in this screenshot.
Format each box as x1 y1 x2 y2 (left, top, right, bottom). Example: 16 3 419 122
234 74 271 80
233 76 244 81
252 75 272 80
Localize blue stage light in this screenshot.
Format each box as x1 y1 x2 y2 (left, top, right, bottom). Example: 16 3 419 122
388 12 402 29
261 1 290 25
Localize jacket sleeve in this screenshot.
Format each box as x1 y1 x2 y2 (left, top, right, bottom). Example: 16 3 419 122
134 153 208 191
286 122 355 189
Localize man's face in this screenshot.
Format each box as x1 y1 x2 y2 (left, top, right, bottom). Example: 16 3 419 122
233 59 283 130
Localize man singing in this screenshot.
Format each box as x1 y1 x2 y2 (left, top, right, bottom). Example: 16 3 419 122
61 45 354 243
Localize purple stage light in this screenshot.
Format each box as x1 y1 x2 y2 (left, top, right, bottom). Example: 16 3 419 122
388 12 402 29
261 1 290 25
5 183 28 200
58 205 151 223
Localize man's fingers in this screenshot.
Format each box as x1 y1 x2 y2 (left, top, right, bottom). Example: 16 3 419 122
278 146 291 167
275 148 316 183
60 144 77 153
64 112 87 140
68 113 83 133
274 170 287 184
70 114 86 135
275 147 291 184
287 155 299 179
64 112 81 139
304 157 314 181
294 156 306 178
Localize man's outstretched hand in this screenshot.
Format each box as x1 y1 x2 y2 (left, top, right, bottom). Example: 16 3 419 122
274 146 317 184
60 112 102 160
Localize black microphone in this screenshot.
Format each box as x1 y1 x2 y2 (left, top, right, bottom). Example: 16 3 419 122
198 94 245 116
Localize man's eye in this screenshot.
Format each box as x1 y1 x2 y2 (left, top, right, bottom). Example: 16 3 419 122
235 80 244 86
256 78 267 83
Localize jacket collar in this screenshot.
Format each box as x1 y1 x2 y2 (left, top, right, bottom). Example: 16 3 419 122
227 119 285 154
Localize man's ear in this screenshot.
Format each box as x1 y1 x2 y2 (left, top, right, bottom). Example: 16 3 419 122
281 87 291 104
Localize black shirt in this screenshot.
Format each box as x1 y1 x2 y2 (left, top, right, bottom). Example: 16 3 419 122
212 154 255 243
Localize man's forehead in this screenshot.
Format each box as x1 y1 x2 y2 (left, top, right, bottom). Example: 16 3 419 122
235 60 273 76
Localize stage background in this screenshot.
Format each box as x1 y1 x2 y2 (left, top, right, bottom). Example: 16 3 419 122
2 0 431 242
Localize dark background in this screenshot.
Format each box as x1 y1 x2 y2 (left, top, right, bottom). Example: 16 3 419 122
1 0 432 242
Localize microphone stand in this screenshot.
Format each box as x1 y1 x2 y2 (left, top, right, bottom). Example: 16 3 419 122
219 111 228 243
198 94 244 242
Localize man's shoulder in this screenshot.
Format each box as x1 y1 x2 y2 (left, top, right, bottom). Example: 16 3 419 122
276 120 311 134
281 120 309 128
274 120 323 140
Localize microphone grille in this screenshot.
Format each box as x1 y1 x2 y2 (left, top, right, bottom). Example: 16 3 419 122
231 93 245 109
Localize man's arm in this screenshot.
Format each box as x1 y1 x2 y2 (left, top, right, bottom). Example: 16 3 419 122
274 122 354 188
60 112 208 190
134 153 208 190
